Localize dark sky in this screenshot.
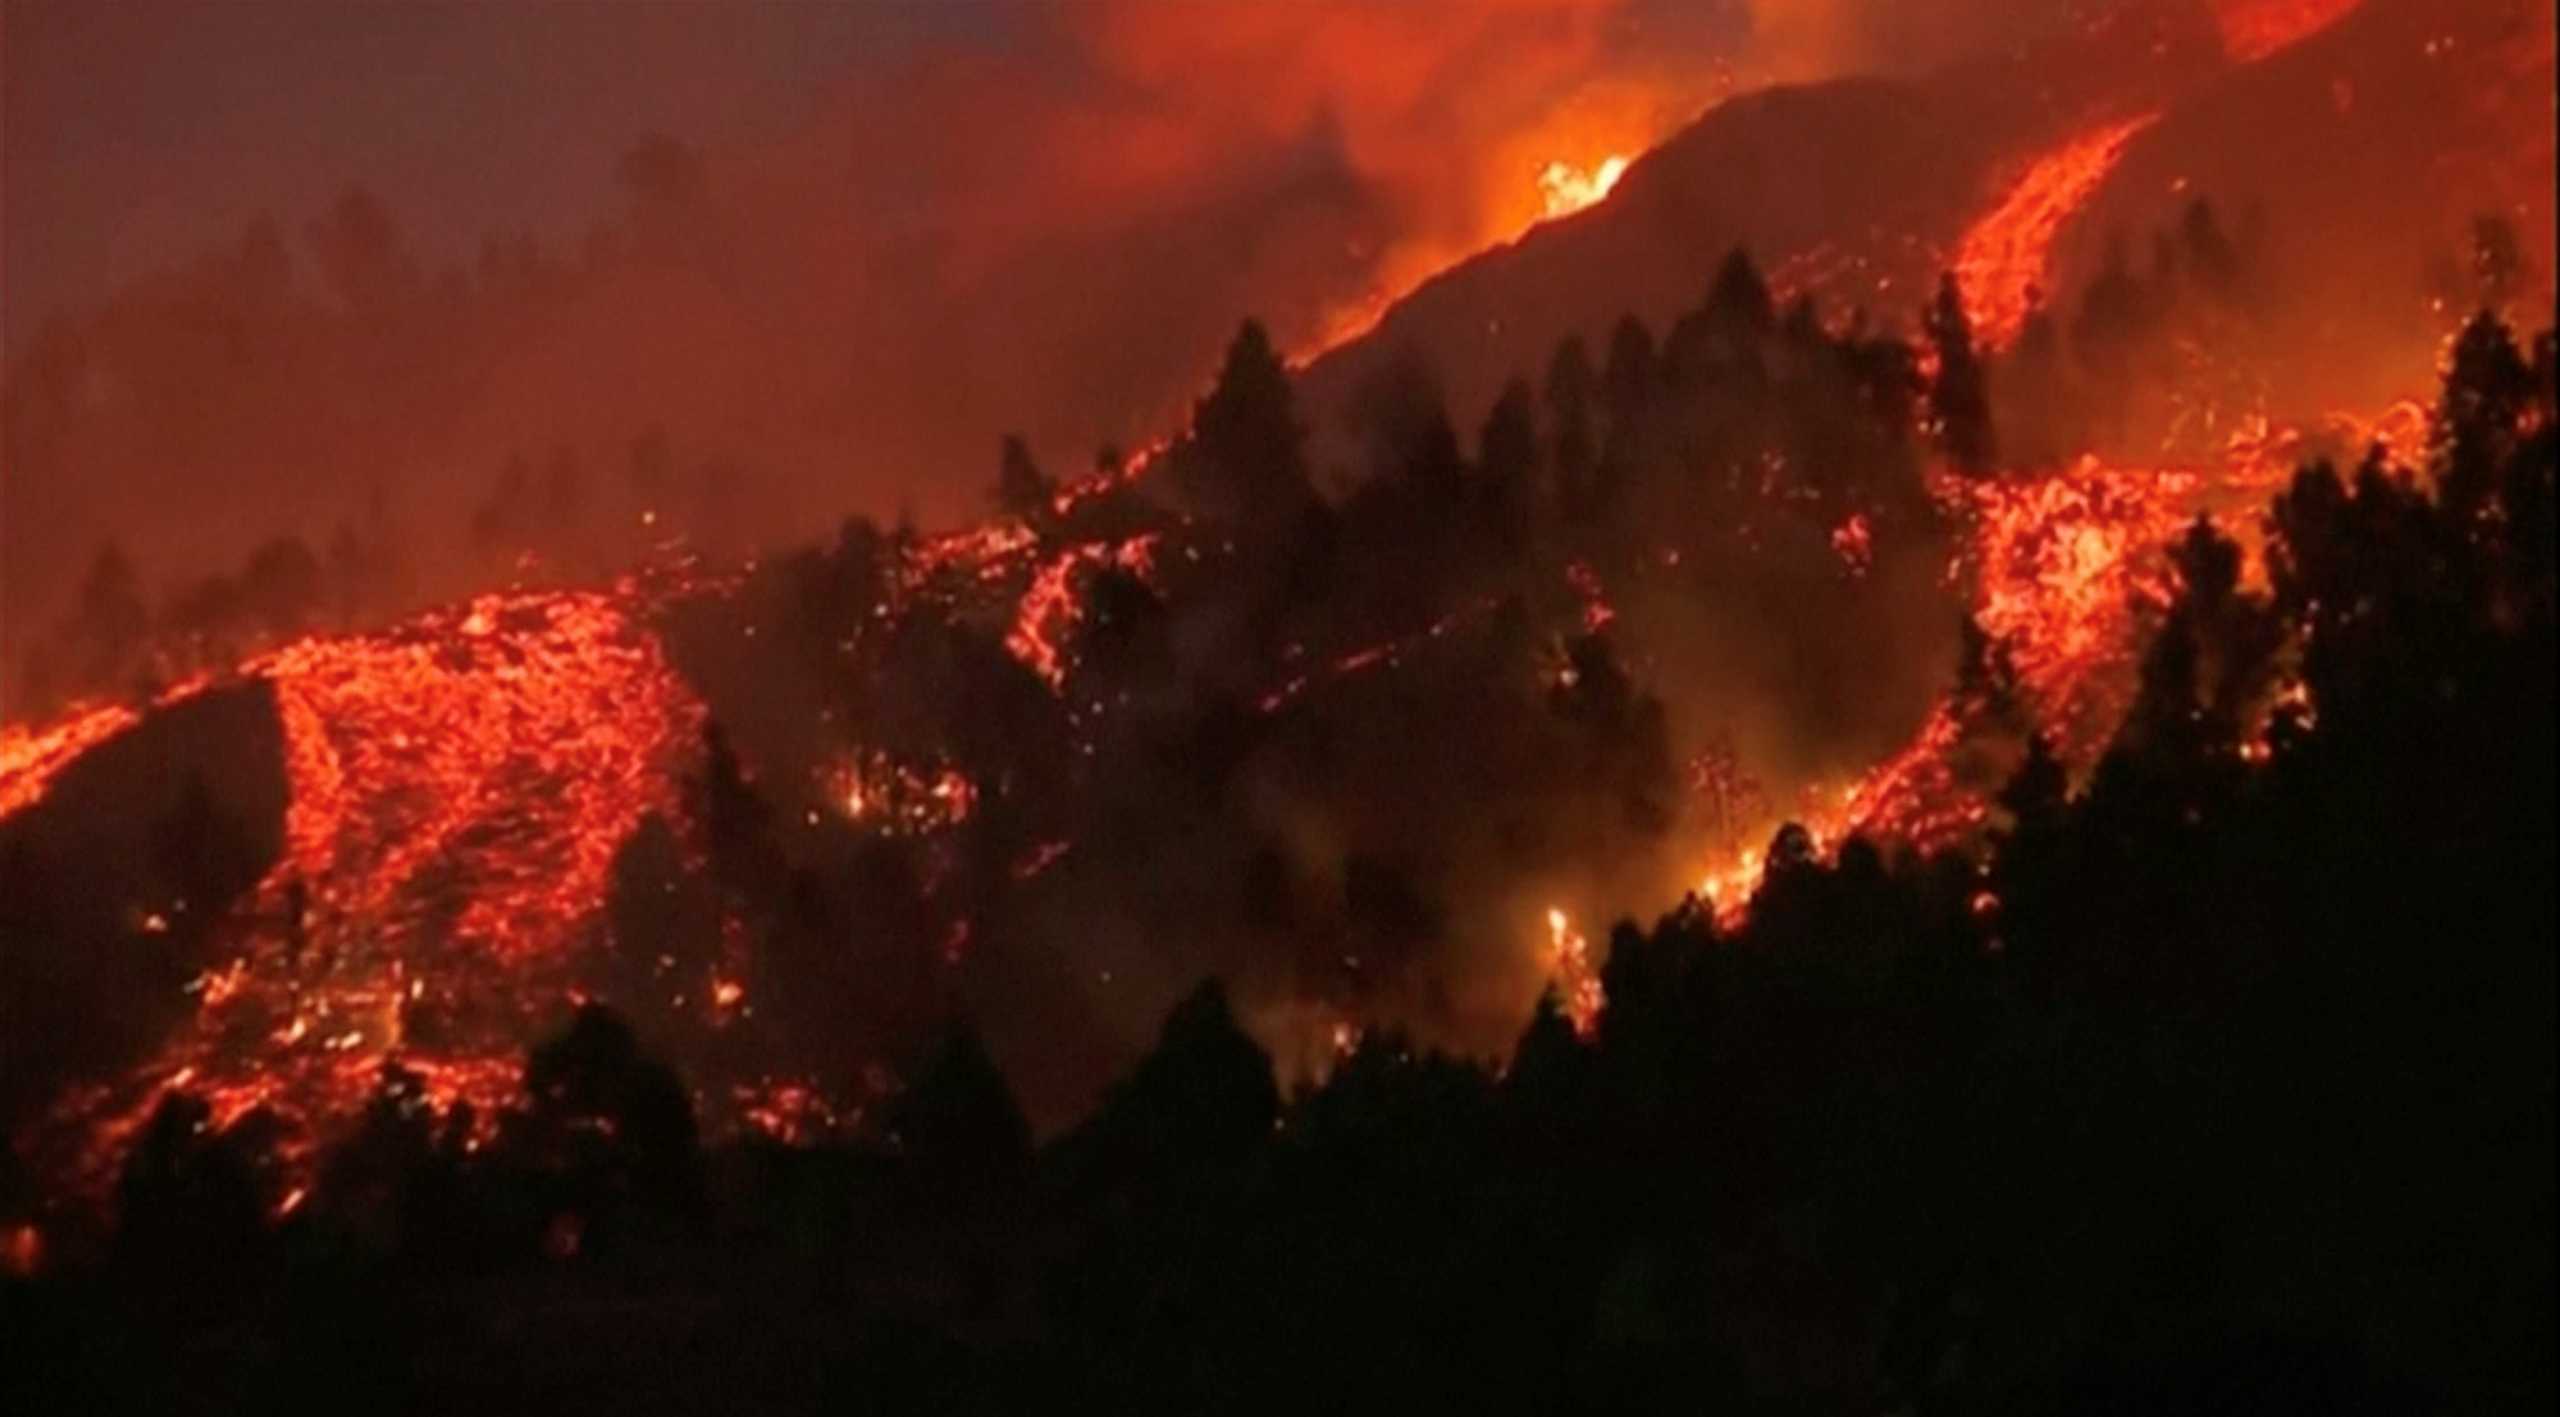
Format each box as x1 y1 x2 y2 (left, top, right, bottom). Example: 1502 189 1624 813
2 0 985 351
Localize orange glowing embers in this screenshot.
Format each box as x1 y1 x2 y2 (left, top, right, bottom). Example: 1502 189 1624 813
824 750 978 836
733 1077 850 1146
0 1223 42 1278
1564 561 1617 632
1829 513 1875 578
2214 0 2363 63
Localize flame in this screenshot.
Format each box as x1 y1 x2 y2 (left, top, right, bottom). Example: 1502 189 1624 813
1828 513 1875 578
1541 906 1604 1036
1298 134 1652 361
1537 153 1631 220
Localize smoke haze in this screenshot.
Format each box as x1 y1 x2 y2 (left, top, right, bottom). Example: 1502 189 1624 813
4 0 2142 673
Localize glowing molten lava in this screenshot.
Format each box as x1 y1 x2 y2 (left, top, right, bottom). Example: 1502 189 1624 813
19 585 710 1196
1 703 145 819
250 588 704 962
1952 114 2161 351
1004 534 1162 691
1680 406 2414 931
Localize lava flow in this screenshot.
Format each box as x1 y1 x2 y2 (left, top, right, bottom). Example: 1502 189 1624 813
1952 113 2162 351
19 584 711 1195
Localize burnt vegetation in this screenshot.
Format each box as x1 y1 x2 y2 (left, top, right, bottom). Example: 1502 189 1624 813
4 250 2552 1413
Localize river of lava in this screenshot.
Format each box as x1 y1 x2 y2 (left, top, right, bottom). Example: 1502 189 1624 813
32 586 709 1199
1687 442 2296 927
1952 113 2162 352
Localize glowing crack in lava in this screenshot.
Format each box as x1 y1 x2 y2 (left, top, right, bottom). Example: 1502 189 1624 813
25 586 709 1194
1952 113 2162 351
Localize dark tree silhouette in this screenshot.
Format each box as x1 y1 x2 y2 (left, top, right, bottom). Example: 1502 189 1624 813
70 542 149 694
303 186 417 315
113 1093 281 1291
1926 271 1996 473
1176 319 1313 529
1544 335 1598 516
994 433 1055 523
517 1004 707 1242
240 535 322 636
1081 979 1278 1176
886 1019 1033 1205
1478 377 1539 554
